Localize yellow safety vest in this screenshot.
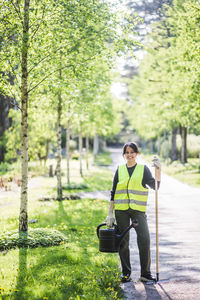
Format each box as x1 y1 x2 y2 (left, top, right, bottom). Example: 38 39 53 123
114 164 148 212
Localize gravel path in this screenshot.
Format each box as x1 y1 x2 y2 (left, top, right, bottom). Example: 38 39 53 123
107 148 200 300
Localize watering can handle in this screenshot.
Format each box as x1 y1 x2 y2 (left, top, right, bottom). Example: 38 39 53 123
96 223 118 238
131 219 138 228
96 220 138 238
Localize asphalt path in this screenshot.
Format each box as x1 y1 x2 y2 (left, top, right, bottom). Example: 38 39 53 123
108 147 200 300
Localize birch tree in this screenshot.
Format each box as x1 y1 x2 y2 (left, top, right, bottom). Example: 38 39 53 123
20 0 30 231
0 0 139 230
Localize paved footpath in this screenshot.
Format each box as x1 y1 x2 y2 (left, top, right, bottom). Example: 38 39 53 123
108 148 200 300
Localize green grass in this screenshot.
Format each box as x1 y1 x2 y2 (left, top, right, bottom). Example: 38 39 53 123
161 159 200 187
0 228 68 251
94 151 112 167
0 153 122 300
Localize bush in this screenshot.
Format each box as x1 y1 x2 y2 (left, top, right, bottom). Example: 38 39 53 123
0 162 9 175
72 151 79 160
62 183 89 190
69 140 77 151
0 228 68 251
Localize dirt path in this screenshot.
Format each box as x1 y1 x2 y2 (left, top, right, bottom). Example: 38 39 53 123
108 147 200 300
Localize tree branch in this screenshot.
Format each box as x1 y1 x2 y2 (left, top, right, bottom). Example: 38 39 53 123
27 30 93 75
16 0 22 19
28 46 64 74
29 4 46 41
10 0 22 21
27 52 97 95
27 64 76 94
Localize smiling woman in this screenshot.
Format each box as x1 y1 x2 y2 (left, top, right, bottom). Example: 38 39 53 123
105 142 161 283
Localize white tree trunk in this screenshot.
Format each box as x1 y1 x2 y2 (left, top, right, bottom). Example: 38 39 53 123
79 127 83 177
86 135 89 170
19 0 30 232
66 120 70 185
93 134 99 159
180 125 187 163
171 127 178 161
56 93 62 200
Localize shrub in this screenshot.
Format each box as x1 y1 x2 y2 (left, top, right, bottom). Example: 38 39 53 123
0 228 68 251
0 162 9 175
72 151 79 160
62 183 89 190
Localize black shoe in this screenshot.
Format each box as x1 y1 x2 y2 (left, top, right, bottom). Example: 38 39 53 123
121 274 132 283
140 274 156 282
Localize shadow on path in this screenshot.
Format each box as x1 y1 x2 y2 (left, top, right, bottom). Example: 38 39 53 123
122 281 164 300
106 147 200 300
157 283 174 300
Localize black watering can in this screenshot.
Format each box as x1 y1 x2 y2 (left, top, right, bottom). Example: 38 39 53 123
96 219 138 253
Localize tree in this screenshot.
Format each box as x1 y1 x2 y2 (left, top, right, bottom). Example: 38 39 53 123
127 0 200 163
1 0 140 230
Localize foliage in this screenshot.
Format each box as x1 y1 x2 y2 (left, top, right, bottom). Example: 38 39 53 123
127 0 200 144
0 0 140 142
4 101 57 162
0 162 9 175
3 109 21 162
0 0 140 212
0 228 68 251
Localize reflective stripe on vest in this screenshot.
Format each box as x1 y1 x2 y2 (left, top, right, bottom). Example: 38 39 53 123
114 164 148 212
115 189 148 196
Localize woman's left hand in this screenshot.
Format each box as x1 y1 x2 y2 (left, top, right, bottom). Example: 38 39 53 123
105 211 115 227
152 156 161 170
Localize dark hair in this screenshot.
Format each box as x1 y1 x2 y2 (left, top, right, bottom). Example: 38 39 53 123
122 142 140 155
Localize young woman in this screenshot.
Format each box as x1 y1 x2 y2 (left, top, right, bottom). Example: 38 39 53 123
106 142 161 283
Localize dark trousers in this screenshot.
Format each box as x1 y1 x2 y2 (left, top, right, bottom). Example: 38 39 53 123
115 208 151 276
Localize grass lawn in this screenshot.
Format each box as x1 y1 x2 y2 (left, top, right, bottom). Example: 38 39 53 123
0 153 122 300
161 159 200 187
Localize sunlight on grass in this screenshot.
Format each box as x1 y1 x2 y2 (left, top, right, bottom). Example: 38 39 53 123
94 151 112 166
0 199 122 299
161 159 200 187
0 153 122 299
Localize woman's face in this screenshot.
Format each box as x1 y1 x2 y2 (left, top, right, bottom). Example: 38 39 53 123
124 146 137 164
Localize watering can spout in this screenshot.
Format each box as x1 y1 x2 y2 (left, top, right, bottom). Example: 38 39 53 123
116 219 138 248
